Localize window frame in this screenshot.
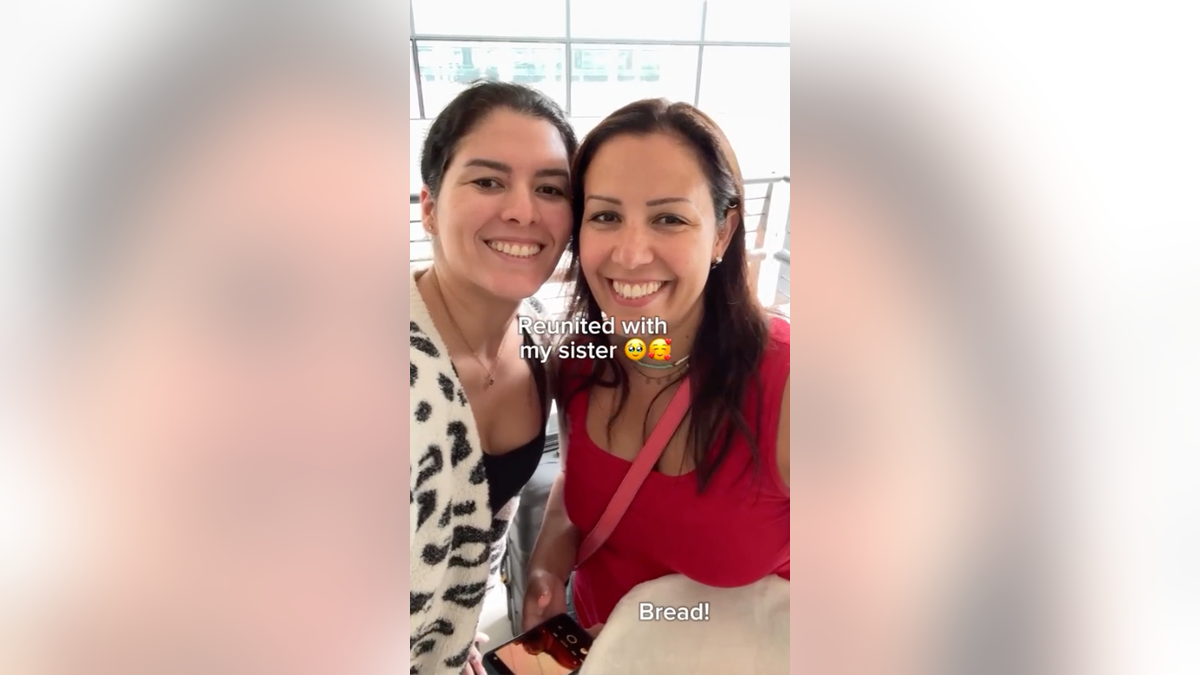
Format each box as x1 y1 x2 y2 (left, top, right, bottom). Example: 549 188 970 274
408 0 789 119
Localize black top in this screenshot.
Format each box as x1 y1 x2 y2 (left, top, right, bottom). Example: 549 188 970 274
482 330 547 514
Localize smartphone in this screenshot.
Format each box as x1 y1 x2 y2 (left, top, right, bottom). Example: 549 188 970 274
482 613 592 675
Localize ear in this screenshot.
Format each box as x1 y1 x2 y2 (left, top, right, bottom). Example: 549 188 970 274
419 185 437 236
712 206 738 260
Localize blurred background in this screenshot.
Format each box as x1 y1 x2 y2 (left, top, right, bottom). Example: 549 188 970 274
3 1 1200 673
406 0 792 319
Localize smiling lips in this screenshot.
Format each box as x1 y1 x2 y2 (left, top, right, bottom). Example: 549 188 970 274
611 280 665 300
487 240 543 258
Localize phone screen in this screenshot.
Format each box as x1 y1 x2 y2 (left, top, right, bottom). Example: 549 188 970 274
484 615 590 675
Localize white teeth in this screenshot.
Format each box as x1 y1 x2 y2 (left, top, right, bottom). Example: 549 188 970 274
488 241 542 258
612 280 664 299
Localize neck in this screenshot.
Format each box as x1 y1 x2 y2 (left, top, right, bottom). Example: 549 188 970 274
615 304 704 381
418 264 520 357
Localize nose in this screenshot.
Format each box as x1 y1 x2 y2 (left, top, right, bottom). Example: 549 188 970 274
500 187 536 226
611 222 654 269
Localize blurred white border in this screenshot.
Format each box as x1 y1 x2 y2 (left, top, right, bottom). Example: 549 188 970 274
794 3 1200 673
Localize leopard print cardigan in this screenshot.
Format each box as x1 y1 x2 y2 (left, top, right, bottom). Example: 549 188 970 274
409 267 549 674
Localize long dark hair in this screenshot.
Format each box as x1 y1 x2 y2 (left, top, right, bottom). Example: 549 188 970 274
560 99 773 493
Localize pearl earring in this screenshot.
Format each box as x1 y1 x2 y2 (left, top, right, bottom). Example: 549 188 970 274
710 256 722 269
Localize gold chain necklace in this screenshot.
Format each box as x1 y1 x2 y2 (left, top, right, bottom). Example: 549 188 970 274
430 272 511 390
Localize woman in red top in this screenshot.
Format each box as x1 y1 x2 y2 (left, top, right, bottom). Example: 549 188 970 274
521 98 791 635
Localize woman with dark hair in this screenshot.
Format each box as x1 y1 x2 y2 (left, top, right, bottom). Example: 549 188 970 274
408 80 579 674
520 99 791 645
539 78 1036 674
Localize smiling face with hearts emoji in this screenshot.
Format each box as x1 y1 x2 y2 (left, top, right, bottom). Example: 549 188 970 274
647 337 671 361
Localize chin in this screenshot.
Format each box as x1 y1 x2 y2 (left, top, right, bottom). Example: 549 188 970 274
487 277 543 303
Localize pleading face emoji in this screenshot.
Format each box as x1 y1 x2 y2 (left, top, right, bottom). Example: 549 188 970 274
624 338 646 361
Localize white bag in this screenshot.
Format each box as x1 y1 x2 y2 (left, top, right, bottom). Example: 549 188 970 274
578 574 790 675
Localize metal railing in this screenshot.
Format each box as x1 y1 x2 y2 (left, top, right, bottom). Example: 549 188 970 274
409 173 790 314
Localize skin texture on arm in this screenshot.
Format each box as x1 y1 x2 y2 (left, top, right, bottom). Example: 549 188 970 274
532 471 579 580
521 355 582 631
541 355 580 578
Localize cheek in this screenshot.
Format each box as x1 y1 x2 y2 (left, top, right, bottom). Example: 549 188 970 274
659 239 710 293
669 244 707 277
543 200 574 241
578 228 611 275
437 195 490 242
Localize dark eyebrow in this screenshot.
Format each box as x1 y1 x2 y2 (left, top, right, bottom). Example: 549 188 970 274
646 197 690 206
463 158 568 180
585 195 691 207
463 158 511 173
586 194 622 205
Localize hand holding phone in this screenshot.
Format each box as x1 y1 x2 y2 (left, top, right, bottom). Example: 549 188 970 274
521 569 569 632
482 614 592 675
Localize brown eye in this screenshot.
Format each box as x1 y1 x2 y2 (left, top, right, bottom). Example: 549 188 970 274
588 212 619 223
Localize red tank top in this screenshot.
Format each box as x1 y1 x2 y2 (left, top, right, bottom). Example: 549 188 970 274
562 317 790 628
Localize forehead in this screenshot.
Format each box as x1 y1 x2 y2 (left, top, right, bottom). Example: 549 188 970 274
448 108 570 171
585 132 709 195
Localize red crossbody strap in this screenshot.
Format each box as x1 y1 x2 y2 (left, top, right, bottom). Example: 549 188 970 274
575 377 692 568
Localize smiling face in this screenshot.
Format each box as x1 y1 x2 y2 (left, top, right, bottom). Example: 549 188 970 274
578 132 733 336
647 337 670 360
422 108 573 301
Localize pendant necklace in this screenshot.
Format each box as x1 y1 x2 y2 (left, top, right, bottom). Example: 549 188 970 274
431 272 510 389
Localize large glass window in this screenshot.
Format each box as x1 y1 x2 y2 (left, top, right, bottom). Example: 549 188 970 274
407 0 791 305
702 0 791 43
416 42 568 118
698 46 789 117
409 1 789 121
712 114 788 179
410 202 429 263
569 44 697 116
569 0 705 42
412 0 566 38
410 121 431 192
409 56 421 119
